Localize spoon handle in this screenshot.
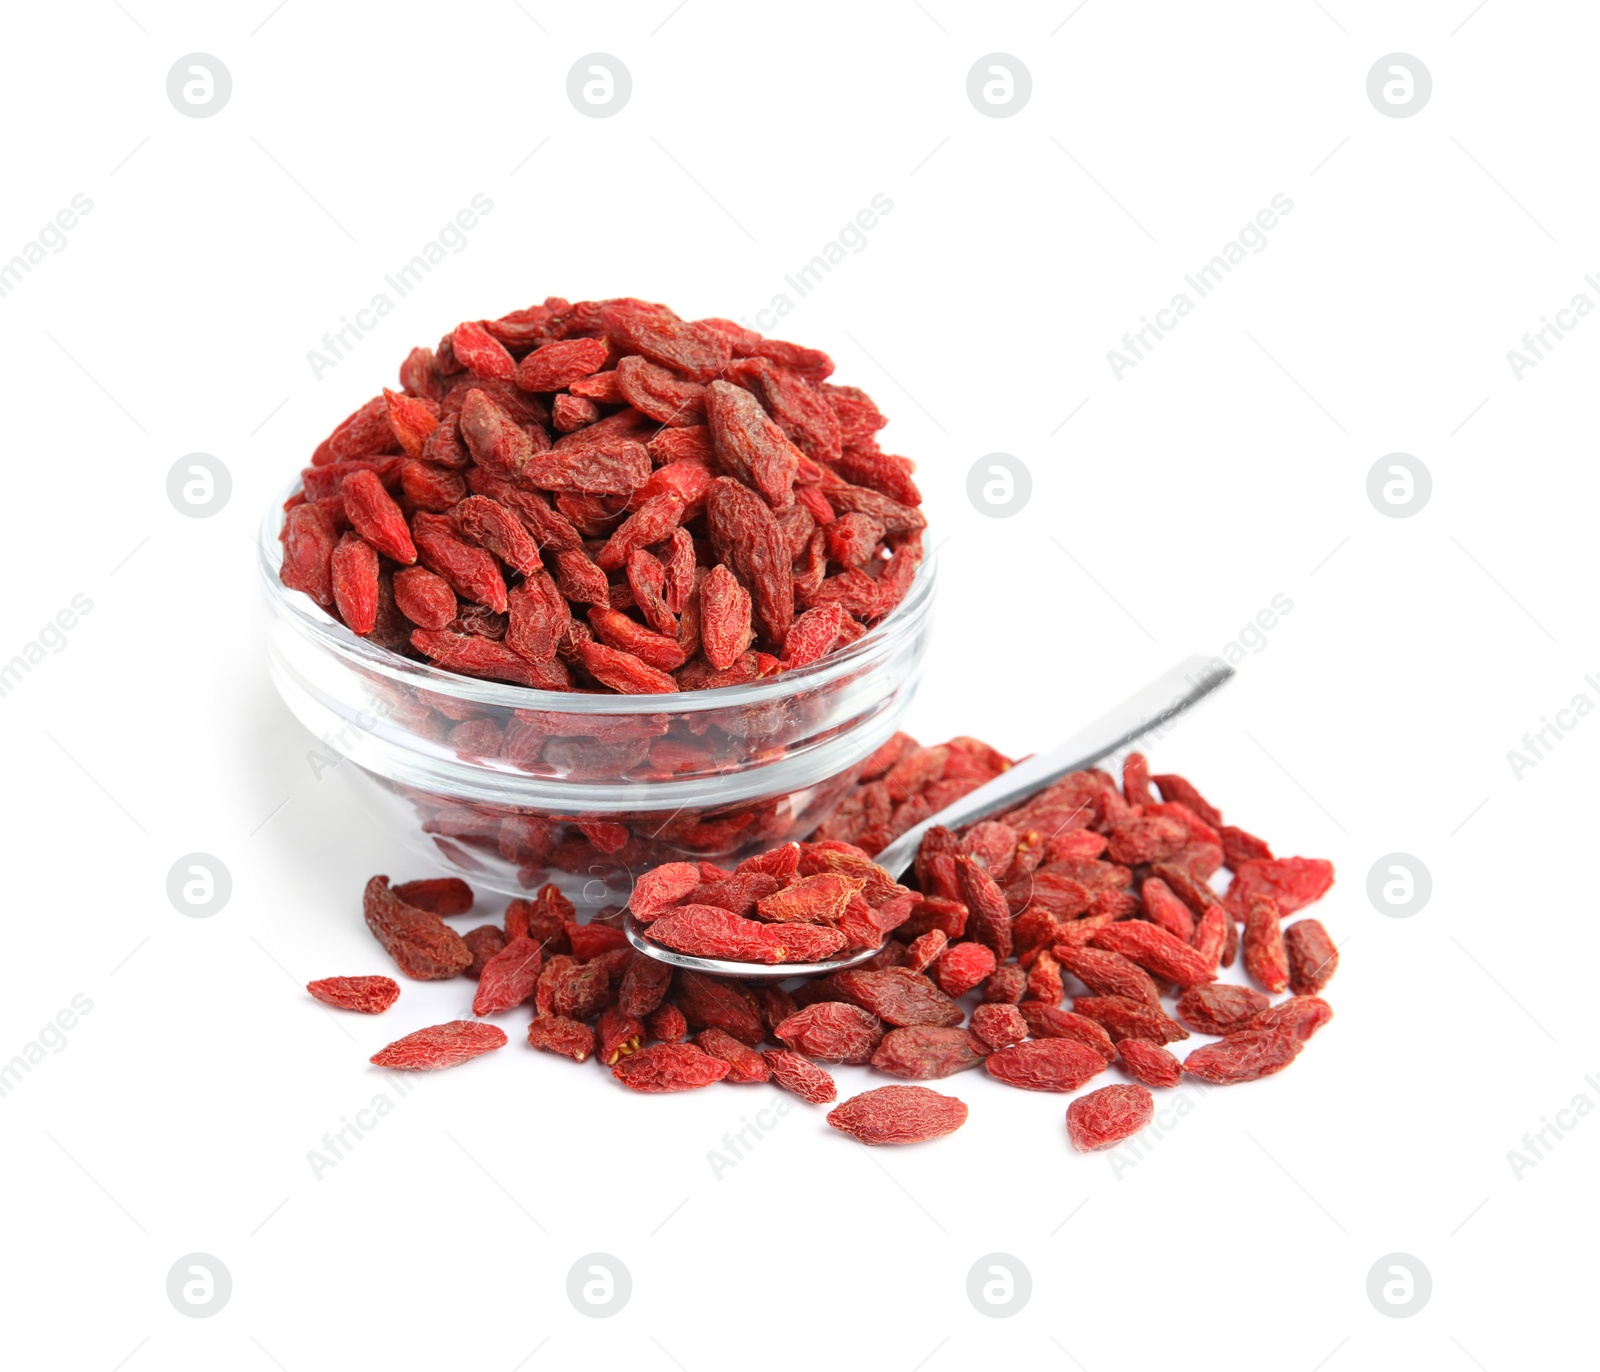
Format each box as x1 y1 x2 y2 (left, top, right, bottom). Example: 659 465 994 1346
872 656 1235 880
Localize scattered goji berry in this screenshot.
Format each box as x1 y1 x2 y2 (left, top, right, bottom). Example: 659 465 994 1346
762 1048 837 1103
1182 1027 1304 1084
1284 919 1339 996
775 1002 884 1064
527 1014 597 1062
392 877 475 915
827 1084 968 1144
472 936 544 1015
968 1002 1027 1051
869 1026 987 1079
1067 1083 1154 1151
695 1027 770 1083
1017 1003 1118 1062
1173 983 1270 1036
612 1042 731 1092
370 1020 506 1070
985 1038 1107 1092
1116 1038 1183 1088
307 976 399 1013
363 876 472 980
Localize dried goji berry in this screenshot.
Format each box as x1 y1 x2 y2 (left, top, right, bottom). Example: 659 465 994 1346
1173 984 1270 1036
463 924 507 978
825 1082 968 1147
596 1003 644 1065
1241 895 1289 994
868 1026 986 1079
1067 1083 1154 1151
985 1038 1107 1092
1116 1039 1183 1089
370 1020 506 1070
1054 943 1162 1008
646 1002 688 1043
762 1048 837 1103
391 877 474 916
1072 995 1189 1045
832 968 964 1028
931 941 995 998
363 876 472 980
1225 857 1334 916
775 1002 884 1064
307 975 399 1013
612 1042 730 1092
1017 1002 1118 1063
695 1027 770 1083
1141 877 1196 941
341 467 416 564
330 533 380 636
675 972 763 1045
472 936 545 1015
1182 1027 1304 1084
1091 921 1215 989
1284 919 1339 996
526 1013 598 1062
1237 995 1333 1041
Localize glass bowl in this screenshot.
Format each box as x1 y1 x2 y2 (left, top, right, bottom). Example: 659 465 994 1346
257 489 935 906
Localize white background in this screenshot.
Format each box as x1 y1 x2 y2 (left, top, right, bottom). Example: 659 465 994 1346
0 1 1593 1368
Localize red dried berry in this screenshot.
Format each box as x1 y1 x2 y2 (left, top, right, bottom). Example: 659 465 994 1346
985 1038 1107 1092
831 968 964 1028
955 856 1013 960
392 566 456 629
1017 1003 1118 1063
611 1042 731 1093
1054 943 1162 1008
472 936 545 1015
1090 921 1215 989
695 1027 770 1083
392 877 474 915
1183 1027 1304 1084
370 1020 506 1070
596 1003 645 1065
452 320 518 380
1072 996 1189 1046
1067 1084 1154 1151
1284 919 1339 995
1241 896 1290 994
517 336 608 392
1173 984 1271 1036
1238 995 1333 1041
342 467 416 564
827 1084 968 1145
969 1002 1027 1051
932 942 996 998
330 533 380 636
463 925 507 978
527 1014 597 1062
1116 1039 1183 1089
869 1026 987 1079
363 876 472 980
762 1048 837 1103
775 1002 885 1065
306 976 399 1013
646 1002 688 1043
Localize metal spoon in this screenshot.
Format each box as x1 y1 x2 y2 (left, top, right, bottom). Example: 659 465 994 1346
622 654 1234 980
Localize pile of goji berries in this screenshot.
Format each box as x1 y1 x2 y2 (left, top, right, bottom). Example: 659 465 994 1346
320 743 1338 1153
279 297 925 693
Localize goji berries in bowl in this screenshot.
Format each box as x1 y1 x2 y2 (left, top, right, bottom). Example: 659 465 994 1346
259 496 934 905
